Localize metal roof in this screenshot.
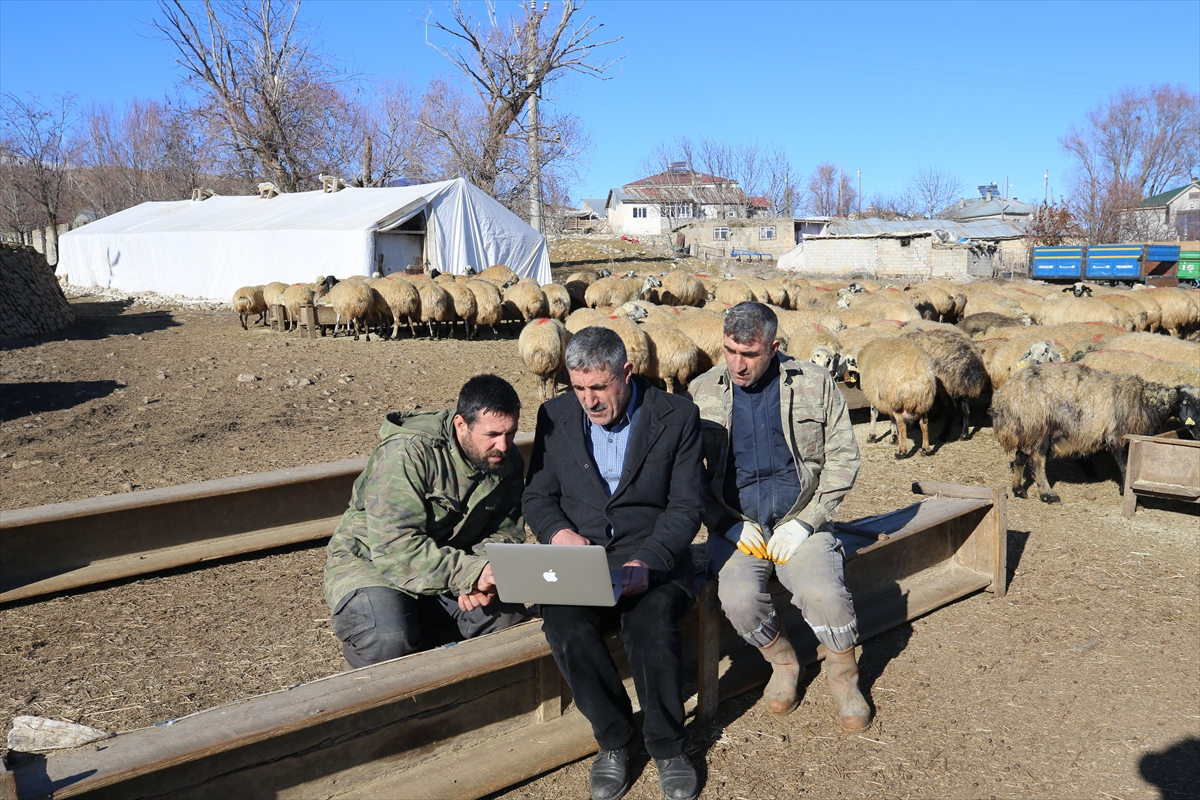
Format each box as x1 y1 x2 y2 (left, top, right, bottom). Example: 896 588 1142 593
810 217 1026 240
942 196 1038 219
1140 180 1200 208
580 198 608 217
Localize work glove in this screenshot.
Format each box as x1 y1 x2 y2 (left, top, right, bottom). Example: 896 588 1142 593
766 519 813 565
724 520 769 560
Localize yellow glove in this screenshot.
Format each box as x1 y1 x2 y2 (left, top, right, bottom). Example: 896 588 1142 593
724 521 769 560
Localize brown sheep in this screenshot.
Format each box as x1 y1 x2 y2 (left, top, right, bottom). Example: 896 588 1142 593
232 285 267 330
416 280 454 339
262 281 288 309
714 279 755 306
593 315 651 376
477 264 519 284
566 307 608 334
443 282 479 338
328 280 374 341
369 277 421 339
857 337 938 458
503 282 549 331
281 283 314 332
657 271 706 306
464 280 503 338
991 363 1200 502
673 312 726 372
639 322 702 394
1142 286 1200 337
903 329 990 440
541 283 572 321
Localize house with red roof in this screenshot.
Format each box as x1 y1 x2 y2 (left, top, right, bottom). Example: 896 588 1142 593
605 164 770 236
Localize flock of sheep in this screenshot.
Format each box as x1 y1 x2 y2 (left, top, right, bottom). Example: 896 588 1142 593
233 265 1200 504
514 269 1200 505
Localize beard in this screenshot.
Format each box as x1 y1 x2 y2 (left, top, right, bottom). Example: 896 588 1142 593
460 438 505 473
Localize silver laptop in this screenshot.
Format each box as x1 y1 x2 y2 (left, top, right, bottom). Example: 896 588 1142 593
486 543 623 607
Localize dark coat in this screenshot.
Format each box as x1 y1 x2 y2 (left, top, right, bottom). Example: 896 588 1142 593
522 376 704 588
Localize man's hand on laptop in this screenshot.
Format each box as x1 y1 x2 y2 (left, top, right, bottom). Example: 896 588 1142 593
620 560 650 596
458 563 498 612
550 529 590 545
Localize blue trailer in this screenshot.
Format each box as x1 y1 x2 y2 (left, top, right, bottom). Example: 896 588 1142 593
1031 246 1085 279
1085 243 1180 285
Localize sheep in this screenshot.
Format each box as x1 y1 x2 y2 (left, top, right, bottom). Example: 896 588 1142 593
369 277 421 339
1080 349 1200 388
465 279 503 338
1099 332 1200 366
657 271 706 306
777 320 841 363
593 316 652 376
443 282 479 338
1143 286 1200 337
990 362 1200 502
962 291 1028 319
1035 296 1134 330
566 307 608 334
1097 293 1150 331
564 269 610 308
232 285 267 330
959 311 1026 337
857 337 938 458
614 300 691 325
326 280 373 341
585 275 660 308
477 264 519 284
981 335 1066 389
903 329 990 440
416 280 454 339
281 283 314 331
262 281 289 309
519 318 571 402
672 312 726 372
503 282 549 330
901 286 939 320
1117 290 1163 333
905 282 957 321
714 279 755 306
541 283 572 321
639 322 702 394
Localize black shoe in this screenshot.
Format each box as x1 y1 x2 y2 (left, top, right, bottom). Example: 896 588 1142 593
589 747 631 800
654 755 698 800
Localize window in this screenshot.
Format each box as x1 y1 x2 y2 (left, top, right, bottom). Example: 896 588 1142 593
900 237 911 247
714 226 729 241
758 225 776 240
1189 192 1199 199
632 206 647 218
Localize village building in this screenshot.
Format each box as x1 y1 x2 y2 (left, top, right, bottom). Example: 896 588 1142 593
1121 178 1200 241
778 218 1027 279
941 183 1038 223
605 165 769 236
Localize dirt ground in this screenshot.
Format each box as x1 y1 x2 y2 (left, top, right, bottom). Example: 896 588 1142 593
2 260 1198 798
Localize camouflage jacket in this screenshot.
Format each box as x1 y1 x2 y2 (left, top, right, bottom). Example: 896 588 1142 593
688 354 860 535
323 409 525 612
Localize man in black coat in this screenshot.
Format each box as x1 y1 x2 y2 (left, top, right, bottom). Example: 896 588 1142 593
523 326 704 800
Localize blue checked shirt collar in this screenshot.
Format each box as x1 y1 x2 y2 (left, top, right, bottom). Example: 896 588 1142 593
584 377 643 498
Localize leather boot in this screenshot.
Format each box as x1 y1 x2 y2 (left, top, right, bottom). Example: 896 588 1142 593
824 645 871 731
758 631 800 714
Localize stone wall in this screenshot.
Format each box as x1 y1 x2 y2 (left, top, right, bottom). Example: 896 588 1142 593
0 242 75 340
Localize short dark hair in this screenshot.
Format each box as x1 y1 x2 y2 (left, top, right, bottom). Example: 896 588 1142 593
564 326 627 375
456 374 521 425
724 301 778 345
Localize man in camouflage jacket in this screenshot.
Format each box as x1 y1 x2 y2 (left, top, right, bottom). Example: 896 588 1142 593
323 375 528 668
689 302 870 732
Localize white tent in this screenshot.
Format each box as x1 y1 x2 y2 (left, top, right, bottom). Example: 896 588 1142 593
59 178 551 299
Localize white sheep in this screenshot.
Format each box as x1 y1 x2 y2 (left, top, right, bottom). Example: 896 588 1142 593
541 283 572 321
443 282 479 339
367 277 421 340
639 322 702 394
416 280 454 339
519 318 571 402
857 336 938 458
465 280 503 338
327 280 373 341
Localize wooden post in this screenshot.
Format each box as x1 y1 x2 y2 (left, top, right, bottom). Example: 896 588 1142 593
697 581 721 723
300 305 317 339
537 654 565 722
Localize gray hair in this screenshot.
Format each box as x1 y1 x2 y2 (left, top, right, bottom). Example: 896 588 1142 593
565 326 627 375
724 302 778 346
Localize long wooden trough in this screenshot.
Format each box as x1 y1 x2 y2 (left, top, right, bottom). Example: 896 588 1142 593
5 472 1005 799
1121 432 1200 518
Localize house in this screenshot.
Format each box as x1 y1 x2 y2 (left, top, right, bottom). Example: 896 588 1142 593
778 218 1027 279
940 183 1038 222
606 165 769 236
1121 178 1200 241
677 216 800 261
59 178 551 300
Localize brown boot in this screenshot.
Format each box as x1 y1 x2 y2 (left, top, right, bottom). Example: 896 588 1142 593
824 646 871 731
758 632 800 714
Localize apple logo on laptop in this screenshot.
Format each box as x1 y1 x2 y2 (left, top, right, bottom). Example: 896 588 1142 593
543 570 558 582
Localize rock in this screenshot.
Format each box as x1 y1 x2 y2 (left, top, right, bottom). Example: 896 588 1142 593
286 378 299 387
237 373 259 383
298 378 313 386
7 716 113 752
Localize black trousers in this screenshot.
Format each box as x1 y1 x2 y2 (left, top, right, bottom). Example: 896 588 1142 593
540 581 692 759
332 586 528 668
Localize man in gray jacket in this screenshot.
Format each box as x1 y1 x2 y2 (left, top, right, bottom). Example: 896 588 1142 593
689 302 869 731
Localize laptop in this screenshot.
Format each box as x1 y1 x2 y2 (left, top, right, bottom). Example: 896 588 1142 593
486 543 623 607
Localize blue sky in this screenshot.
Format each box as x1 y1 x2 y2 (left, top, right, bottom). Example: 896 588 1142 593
2 0 1198 207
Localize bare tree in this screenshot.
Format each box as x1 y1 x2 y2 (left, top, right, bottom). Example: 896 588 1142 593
0 92 78 264
903 165 963 219
153 0 351 192
804 162 856 217
861 191 915 220
350 78 427 187
1026 200 1081 246
424 0 620 198
1061 84 1199 243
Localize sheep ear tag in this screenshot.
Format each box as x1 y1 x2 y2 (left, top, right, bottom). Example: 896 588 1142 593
1186 417 1195 426
1016 359 1029 369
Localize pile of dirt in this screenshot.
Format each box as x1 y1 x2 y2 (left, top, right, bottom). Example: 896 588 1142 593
0 243 74 340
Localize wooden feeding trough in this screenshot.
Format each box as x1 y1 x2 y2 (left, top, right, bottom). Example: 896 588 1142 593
1121 433 1200 518
4 462 1005 799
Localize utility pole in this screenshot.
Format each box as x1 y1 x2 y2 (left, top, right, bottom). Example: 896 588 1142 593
527 1 549 234
857 168 861 214
1044 169 1049 204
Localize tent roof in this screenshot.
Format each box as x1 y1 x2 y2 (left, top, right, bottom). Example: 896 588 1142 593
75 180 462 235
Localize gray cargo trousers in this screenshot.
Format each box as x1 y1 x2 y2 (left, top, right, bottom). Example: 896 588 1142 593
706 529 858 652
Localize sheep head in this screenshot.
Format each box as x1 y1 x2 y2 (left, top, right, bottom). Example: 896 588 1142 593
840 354 860 386
1177 386 1200 430
597 268 612 278
615 302 649 322
1016 340 1063 369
